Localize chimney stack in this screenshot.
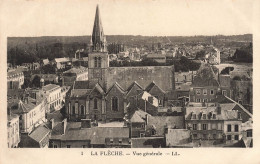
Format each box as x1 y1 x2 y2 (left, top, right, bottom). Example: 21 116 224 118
81 119 91 128
62 118 67 135
51 118 55 129
216 103 221 114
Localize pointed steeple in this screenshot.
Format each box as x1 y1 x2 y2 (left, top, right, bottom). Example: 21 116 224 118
91 5 107 52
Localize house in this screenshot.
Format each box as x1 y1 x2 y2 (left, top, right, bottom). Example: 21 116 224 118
19 124 51 148
8 96 48 133
165 129 191 147
146 115 185 137
62 66 88 86
42 84 62 112
7 110 20 148
131 137 165 148
7 69 24 89
185 102 244 145
128 109 150 138
51 57 70 70
144 53 166 63
190 65 231 103
49 119 131 148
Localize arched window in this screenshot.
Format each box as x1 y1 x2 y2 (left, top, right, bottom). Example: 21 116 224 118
94 98 98 109
80 105 85 115
98 57 102 68
94 57 98 67
112 97 118 111
72 106 75 114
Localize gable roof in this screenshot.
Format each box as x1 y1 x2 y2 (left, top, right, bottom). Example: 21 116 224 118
145 81 166 94
106 82 126 95
73 81 90 89
29 125 50 143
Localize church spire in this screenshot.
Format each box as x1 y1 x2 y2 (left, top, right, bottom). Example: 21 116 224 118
91 5 107 52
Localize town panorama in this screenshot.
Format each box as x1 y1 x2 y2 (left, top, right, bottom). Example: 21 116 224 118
7 5 253 148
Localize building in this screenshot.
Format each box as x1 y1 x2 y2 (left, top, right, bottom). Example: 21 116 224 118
49 119 130 148
62 66 88 86
51 57 71 70
64 5 175 122
19 125 51 148
8 96 48 133
7 110 20 148
7 69 24 89
185 101 246 145
42 84 62 112
190 65 231 103
144 52 166 64
165 129 191 147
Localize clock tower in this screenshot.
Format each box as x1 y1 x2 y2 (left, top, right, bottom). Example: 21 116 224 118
88 5 109 91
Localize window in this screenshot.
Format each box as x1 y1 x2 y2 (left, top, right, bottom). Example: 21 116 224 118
158 99 163 107
227 135 232 140
193 124 197 130
54 145 57 148
196 89 201 95
234 125 239 132
72 106 75 114
81 105 85 115
141 124 145 128
203 89 207 95
212 114 216 119
247 130 252 137
203 99 208 103
118 139 122 144
238 100 243 105
210 89 214 95
66 145 71 148
222 90 227 96
111 97 118 111
202 114 206 119
98 57 102 67
227 124 231 132
193 134 197 139
82 145 86 148
192 114 196 119
94 57 98 67
234 135 239 140
110 139 113 144
94 98 98 109
140 133 145 137
196 99 201 102
202 124 208 130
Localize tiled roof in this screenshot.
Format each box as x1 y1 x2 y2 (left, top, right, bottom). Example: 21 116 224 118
42 84 60 92
51 122 130 145
130 111 145 123
7 69 23 77
54 57 70 63
131 137 165 148
73 81 90 89
145 81 166 94
29 125 50 143
126 81 143 93
63 66 87 74
106 82 126 95
147 116 185 136
70 89 91 98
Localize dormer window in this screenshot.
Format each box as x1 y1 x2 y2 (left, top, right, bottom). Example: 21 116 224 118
212 114 216 119
192 114 197 119
202 114 206 119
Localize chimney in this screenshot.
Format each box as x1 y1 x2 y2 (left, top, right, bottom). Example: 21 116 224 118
51 118 55 129
217 103 221 114
62 118 67 135
237 111 242 120
81 119 91 128
145 114 149 125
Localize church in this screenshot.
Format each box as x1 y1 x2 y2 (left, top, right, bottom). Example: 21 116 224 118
64 5 175 122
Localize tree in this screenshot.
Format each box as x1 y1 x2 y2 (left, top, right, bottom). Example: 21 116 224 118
220 67 234 74
31 75 41 88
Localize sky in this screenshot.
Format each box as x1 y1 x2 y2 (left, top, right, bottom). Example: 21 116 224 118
0 0 255 37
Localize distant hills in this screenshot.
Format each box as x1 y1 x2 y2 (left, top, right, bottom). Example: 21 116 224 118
8 34 252 48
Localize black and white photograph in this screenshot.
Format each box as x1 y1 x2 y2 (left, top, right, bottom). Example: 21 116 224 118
1 0 260 163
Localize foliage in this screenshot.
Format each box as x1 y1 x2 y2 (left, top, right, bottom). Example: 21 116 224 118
220 67 234 74
232 42 253 63
31 75 41 88
195 50 206 60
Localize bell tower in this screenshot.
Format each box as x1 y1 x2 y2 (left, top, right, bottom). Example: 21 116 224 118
88 5 109 91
